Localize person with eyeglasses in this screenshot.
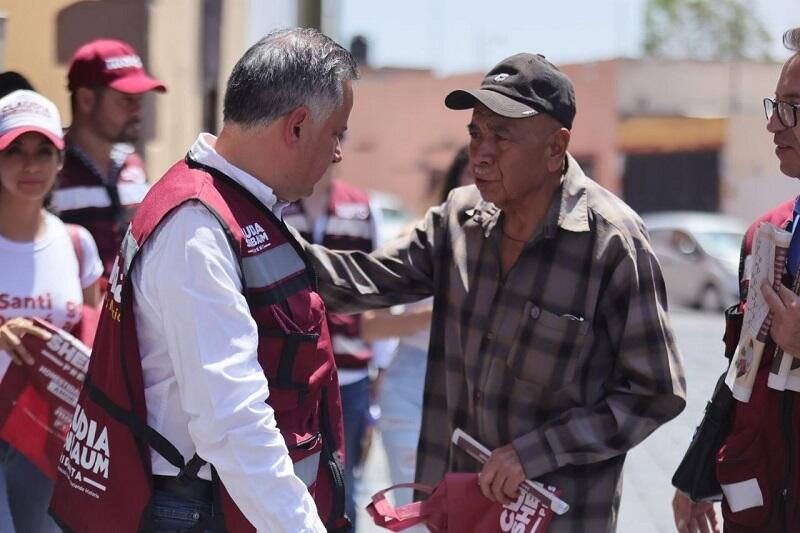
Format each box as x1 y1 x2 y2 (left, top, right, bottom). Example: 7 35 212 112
672 26 800 533
764 96 800 130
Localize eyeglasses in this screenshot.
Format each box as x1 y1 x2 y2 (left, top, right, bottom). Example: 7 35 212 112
764 97 800 128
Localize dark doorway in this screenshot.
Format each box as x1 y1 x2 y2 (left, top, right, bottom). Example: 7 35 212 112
623 150 719 214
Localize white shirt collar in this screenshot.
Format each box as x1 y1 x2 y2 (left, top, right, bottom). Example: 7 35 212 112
188 133 288 217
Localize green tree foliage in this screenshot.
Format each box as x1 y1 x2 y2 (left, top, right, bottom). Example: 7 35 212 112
643 0 772 60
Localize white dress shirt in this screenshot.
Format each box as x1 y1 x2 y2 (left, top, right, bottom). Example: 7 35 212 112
133 133 325 532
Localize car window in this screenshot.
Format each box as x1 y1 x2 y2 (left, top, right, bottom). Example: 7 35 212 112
648 229 671 248
693 231 742 260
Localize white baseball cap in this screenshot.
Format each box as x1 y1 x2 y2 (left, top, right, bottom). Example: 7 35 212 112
0 90 64 151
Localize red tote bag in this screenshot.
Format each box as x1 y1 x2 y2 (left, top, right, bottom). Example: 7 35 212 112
367 473 559 533
0 316 94 479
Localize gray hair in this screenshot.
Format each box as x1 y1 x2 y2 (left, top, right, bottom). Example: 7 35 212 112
784 27 800 52
223 28 359 127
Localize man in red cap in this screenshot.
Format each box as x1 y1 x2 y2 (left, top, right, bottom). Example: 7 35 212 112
52 38 166 279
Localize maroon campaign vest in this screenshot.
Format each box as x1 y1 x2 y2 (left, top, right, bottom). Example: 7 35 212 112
49 158 349 532
718 198 800 531
283 180 374 369
54 145 149 278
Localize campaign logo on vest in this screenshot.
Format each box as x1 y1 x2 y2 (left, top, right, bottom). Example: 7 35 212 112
59 404 111 498
242 222 270 252
106 256 123 322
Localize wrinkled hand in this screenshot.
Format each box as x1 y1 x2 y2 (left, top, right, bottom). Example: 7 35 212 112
672 490 719 533
761 282 800 356
478 443 526 504
0 318 50 366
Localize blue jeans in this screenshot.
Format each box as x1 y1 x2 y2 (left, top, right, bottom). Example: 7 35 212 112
378 344 426 508
0 440 59 533
151 489 214 533
340 376 370 529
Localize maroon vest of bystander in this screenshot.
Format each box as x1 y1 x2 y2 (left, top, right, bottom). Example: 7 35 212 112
53 145 150 279
284 180 375 369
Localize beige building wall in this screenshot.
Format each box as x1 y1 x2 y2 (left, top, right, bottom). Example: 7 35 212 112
145 0 204 179
0 0 185 182
561 60 620 193
618 59 782 117
0 0 102 115
335 70 484 214
723 113 796 223
216 0 248 129
0 0 152 122
615 59 786 219
0 0 286 183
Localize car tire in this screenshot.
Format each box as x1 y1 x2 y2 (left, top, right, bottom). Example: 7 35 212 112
697 283 724 312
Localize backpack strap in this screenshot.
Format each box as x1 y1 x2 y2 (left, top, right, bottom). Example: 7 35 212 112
66 223 84 282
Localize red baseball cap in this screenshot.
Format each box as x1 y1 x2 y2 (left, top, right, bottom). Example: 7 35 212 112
67 39 166 94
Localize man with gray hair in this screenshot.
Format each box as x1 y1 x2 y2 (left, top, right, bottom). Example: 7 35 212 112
49 28 357 532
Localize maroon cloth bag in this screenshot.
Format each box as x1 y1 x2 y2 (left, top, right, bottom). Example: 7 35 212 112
367 473 558 533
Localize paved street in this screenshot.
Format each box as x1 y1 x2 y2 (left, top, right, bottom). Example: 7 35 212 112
354 307 727 532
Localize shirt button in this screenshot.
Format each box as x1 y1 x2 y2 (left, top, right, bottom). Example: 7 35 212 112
530 305 541 319
485 331 496 341
474 389 483 401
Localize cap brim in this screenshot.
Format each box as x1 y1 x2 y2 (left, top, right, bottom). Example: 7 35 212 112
108 75 167 94
445 89 539 119
0 127 64 151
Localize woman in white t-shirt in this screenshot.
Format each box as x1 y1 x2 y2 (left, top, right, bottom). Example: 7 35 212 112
0 90 102 533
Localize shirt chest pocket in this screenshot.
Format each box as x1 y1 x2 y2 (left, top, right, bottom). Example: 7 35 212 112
505 301 591 390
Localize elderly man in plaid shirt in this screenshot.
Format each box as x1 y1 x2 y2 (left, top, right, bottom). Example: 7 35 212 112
298 53 687 531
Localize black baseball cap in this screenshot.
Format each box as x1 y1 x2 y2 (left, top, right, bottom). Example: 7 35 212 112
445 53 576 129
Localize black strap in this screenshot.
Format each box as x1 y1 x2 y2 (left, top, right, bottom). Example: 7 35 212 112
276 335 300 388
257 327 318 391
205 465 230 532
319 388 348 530
177 453 207 483
85 376 186 471
105 182 123 220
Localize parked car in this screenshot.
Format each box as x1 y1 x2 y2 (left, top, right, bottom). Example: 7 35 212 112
642 211 747 311
368 190 413 245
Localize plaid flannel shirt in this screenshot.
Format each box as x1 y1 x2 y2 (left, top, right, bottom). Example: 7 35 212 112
299 155 686 532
